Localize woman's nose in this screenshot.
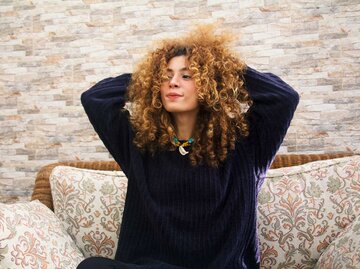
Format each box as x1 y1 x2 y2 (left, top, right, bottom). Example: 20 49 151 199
169 75 179 88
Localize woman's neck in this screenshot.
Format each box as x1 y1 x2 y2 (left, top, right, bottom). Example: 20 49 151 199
172 112 198 140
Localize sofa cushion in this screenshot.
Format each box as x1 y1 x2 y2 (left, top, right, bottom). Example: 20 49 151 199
314 214 360 269
0 200 84 269
49 166 128 259
258 155 360 269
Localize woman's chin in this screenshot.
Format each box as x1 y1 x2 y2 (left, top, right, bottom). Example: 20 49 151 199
163 104 183 113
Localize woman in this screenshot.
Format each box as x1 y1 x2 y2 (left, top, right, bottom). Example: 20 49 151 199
78 25 299 269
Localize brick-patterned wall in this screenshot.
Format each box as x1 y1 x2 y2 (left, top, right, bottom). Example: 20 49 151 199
1 0 359 203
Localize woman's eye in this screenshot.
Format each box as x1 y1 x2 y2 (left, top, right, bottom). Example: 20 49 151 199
182 74 191 80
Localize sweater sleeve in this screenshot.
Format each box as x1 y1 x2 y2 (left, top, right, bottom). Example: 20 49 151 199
244 67 299 174
81 73 132 174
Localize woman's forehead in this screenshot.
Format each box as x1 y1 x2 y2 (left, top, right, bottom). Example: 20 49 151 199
167 55 190 71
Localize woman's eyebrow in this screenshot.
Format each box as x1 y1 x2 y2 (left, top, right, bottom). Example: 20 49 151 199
166 67 189 72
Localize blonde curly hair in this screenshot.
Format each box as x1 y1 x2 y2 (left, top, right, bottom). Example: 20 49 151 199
127 25 252 167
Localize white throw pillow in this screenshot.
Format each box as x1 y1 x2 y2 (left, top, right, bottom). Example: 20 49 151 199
49 166 128 259
0 200 84 269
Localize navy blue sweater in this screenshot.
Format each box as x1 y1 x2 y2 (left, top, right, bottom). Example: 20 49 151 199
81 67 299 269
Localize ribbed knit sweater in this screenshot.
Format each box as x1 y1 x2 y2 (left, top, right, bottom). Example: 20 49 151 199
81 66 299 269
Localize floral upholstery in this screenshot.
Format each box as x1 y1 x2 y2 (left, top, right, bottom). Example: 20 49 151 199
258 155 360 269
0 200 84 269
314 214 360 269
49 166 128 259
46 156 360 268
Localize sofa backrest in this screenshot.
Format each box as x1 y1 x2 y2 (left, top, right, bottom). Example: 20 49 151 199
258 155 360 268
31 153 353 211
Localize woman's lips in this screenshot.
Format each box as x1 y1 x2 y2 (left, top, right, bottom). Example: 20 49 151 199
166 93 183 101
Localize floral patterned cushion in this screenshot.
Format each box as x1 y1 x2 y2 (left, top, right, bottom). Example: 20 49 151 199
315 214 360 269
258 155 360 269
49 166 128 259
0 200 84 269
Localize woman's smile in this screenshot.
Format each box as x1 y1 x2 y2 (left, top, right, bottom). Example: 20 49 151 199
166 92 184 101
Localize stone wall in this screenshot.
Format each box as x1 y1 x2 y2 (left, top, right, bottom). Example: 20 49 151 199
1 0 359 203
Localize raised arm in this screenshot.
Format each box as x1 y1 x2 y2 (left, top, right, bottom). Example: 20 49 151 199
81 73 132 174
244 67 299 174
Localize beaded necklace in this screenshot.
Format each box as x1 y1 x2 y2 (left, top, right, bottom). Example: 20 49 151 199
172 136 194 156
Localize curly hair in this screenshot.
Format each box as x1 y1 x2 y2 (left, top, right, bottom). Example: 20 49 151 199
127 25 252 167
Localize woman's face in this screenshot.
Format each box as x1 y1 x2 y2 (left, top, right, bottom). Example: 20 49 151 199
160 55 199 117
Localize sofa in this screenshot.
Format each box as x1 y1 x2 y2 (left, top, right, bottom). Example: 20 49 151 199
1 153 359 269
